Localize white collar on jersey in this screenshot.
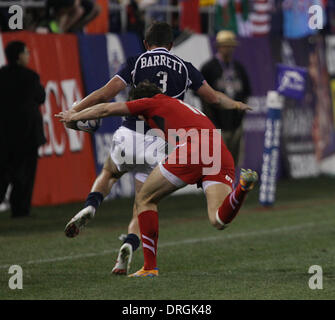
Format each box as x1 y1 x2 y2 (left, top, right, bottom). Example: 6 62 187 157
149 47 170 52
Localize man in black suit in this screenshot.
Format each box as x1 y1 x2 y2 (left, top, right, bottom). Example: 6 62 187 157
0 41 46 218
201 31 251 167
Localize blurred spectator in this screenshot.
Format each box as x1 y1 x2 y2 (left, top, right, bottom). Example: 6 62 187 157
0 41 46 218
215 0 250 36
25 5 48 32
126 0 145 38
69 0 102 32
139 0 168 23
325 0 335 34
110 0 122 33
170 0 181 38
200 30 251 166
45 0 84 33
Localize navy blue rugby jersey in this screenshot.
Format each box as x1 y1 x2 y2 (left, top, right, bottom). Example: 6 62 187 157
115 47 205 132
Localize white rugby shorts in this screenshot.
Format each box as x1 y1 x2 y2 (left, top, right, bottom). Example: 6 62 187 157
110 126 167 183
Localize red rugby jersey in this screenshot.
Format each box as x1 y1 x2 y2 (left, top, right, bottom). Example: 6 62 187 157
125 94 217 138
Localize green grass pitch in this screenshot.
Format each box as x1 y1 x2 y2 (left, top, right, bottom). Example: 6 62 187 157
0 177 334 300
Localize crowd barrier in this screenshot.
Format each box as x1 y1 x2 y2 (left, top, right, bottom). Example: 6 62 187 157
0 31 334 206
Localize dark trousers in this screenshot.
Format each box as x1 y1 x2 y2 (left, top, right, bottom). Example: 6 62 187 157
0 149 38 217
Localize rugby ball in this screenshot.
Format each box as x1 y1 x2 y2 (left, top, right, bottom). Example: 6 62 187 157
71 101 101 133
76 119 102 133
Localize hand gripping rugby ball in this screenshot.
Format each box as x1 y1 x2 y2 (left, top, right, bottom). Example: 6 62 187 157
71 101 101 133
76 119 102 133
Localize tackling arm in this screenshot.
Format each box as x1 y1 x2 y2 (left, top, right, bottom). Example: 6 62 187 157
55 101 131 124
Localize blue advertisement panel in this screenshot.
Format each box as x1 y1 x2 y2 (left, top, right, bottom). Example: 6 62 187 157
77 34 110 92
118 32 144 59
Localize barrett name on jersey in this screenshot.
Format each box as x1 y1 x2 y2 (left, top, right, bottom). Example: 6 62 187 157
115 48 204 100
139 54 184 74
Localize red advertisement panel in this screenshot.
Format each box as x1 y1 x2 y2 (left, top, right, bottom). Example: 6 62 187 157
1 32 96 206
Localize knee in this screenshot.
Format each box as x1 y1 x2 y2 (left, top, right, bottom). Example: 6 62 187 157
102 166 122 180
135 193 149 210
98 168 113 181
135 192 156 212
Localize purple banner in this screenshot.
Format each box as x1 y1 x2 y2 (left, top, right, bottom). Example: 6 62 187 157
233 37 276 175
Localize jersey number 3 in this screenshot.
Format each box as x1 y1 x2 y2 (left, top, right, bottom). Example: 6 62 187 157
156 71 168 93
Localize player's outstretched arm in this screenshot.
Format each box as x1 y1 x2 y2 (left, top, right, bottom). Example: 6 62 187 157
71 77 126 113
55 101 130 124
197 81 252 111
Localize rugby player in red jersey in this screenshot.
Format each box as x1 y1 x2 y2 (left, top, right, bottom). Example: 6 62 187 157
55 81 258 277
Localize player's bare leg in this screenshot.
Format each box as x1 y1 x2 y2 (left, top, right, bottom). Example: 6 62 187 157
112 179 142 275
64 156 123 237
129 166 180 277
206 168 258 230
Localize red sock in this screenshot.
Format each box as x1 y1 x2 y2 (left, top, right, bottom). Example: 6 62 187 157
217 184 248 227
138 210 159 270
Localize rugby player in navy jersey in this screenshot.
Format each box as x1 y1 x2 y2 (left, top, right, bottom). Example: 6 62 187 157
63 22 251 275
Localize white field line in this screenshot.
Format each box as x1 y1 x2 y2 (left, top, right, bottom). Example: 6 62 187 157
0 222 315 270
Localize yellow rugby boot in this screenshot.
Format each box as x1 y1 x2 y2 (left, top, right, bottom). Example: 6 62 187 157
128 267 159 277
239 169 258 191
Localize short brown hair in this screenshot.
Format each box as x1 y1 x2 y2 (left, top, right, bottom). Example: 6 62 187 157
144 22 174 48
128 81 162 100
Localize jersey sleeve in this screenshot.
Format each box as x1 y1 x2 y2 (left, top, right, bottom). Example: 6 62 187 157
125 98 155 117
186 62 205 91
115 56 136 85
